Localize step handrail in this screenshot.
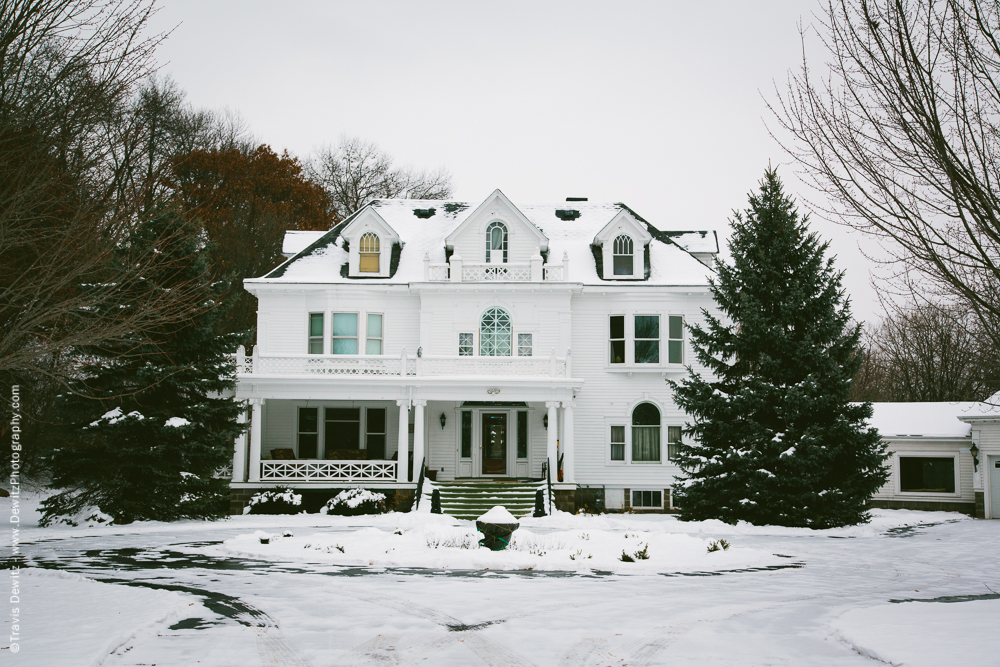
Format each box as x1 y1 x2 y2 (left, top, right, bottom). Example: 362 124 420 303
413 457 426 511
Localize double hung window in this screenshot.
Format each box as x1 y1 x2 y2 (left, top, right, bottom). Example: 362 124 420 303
634 315 659 364
332 313 358 354
613 235 634 275
667 426 682 461
668 315 683 364
298 407 319 458
610 425 626 461
609 316 625 364
308 313 324 354
325 408 360 457
366 314 383 354
366 408 386 459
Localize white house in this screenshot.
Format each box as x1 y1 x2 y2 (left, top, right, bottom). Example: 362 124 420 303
230 190 719 513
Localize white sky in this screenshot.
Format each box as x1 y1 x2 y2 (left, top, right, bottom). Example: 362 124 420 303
147 0 884 324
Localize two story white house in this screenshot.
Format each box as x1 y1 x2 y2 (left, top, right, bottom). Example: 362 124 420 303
230 189 719 513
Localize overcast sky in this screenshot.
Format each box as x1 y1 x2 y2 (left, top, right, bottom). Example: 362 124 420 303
147 0 884 323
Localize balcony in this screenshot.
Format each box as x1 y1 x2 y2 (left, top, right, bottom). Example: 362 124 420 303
236 347 571 378
423 251 569 282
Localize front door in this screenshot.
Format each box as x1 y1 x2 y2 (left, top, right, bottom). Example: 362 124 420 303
482 413 507 475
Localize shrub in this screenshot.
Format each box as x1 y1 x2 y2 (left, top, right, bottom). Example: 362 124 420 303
244 488 302 515
321 488 387 516
707 539 731 553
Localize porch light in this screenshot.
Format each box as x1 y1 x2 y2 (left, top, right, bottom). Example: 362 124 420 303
440 412 447 429
971 442 980 472
543 414 548 429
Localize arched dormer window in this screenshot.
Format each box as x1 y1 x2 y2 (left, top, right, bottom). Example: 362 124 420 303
613 234 634 275
480 307 512 356
359 232 380 273
631 402 661 462
486 222 508 264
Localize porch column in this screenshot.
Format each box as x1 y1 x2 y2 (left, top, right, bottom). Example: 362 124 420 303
396 399 410 483
562 401 575 484
232 403 248 483
248 398 263 483
545 401 559 483
413 399 426 482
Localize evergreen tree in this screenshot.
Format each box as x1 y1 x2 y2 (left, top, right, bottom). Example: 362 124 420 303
670 168 888 528
41 208 244 524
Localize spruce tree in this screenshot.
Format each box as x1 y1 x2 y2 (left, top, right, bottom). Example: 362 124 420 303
42 208 244 524
670 168 888 528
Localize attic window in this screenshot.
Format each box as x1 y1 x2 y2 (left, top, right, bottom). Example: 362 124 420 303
413 208 436 219
555 209 581 221
613 235 634 275
359 232 380 273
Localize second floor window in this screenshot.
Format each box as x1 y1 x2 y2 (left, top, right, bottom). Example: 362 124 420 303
517 333 533 356
308 313 324 354
366 314 383 354
613 234 634 275
332 313 358 354
610 315 625 363
459 332 474 356
486 221 508 263
668 315 684 364
480 307 512 356
635 315 659 363
359 232 380 273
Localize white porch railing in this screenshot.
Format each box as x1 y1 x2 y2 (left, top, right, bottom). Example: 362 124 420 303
236 347 571 378
422 251 570 282
260 460 397 482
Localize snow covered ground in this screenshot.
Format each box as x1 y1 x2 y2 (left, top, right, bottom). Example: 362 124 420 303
4 493 1000 666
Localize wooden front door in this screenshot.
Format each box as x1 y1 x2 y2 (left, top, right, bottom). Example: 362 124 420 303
481 413 507 475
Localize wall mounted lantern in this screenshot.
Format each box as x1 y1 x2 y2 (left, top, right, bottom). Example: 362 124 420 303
543 414 548 429
971 442 980 472
439 412 447 429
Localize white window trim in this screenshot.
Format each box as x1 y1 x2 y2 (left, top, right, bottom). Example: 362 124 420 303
331 311 360 355
604 410 665 465
630 488 665 509
605 312 687 371
458 331 475 357
296 405 320 459
609 313 626 366
307 312 325 354
633 313 661 365
893 451 962 498
365 312 384 355
606 421 627 465
516 332 534 357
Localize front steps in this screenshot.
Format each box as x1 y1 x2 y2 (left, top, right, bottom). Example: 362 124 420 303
432 480 546 520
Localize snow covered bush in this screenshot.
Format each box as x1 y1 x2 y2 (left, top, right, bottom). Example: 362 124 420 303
244 488 302 515
321 488 387 516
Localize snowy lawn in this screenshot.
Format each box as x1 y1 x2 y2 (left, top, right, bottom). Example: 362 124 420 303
6 492 1000 666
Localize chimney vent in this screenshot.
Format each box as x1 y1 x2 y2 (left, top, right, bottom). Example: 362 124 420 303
566 197 588 202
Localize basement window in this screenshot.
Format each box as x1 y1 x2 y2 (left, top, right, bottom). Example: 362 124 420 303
632 490 663 509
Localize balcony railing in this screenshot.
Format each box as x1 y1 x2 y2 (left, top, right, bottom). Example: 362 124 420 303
423 251 569 282
236 347 572 378
260 460 396 482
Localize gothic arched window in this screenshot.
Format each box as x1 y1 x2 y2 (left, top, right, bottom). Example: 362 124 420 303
359 232 380 273
613 234 634 276
486 221 508 263
480 307 512 356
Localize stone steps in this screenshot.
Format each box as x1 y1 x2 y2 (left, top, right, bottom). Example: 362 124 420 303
432 480 545 520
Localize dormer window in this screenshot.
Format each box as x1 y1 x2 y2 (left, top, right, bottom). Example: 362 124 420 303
486 221 508 264
613 235 634 275
359 232 380 273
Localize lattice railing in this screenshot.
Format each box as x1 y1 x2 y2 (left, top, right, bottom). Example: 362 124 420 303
543 264 564 281
461 263 533 281
427 264 449 281
253 355 416 376
419 356 564 377
260 460 397 482
239 351 568 377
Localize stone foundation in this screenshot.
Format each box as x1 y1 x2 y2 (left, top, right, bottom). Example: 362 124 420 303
975 491 985 519
553 488 576 513
868 499 976 516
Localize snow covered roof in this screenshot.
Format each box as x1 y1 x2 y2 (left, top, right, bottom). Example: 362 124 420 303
866 402 977 439
282 231 327 257
955 391 1000 420
257 196 717 286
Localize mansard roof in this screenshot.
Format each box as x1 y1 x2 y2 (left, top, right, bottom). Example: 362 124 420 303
256 194 718 286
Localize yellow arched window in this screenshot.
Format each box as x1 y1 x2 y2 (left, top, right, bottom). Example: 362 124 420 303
359 232 380 273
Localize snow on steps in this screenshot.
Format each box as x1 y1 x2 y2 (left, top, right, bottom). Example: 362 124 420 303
431 480 545 520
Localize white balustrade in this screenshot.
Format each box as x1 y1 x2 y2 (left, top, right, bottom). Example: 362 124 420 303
239 354 569 378
427 264 450 281
543 264 564 281
260 460 397 482
421 260 567 282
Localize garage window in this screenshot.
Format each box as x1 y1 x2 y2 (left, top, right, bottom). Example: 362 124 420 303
899 456 955 493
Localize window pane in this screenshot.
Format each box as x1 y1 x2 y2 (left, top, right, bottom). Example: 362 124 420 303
299 408 317 433
309 313 324 337
327 408 360 421
366 408 386 434
610 315 625 340
635 340 659 363
366 434 385 459
632 426 660 461
633 403 660 425
359 253 379 272
333 313 358 336
517 411 528 459
900 457 955 493
669 315 683 340
332 338 358 354
325 408 360 453
480 308 512 356
461 411 472 458
667 426 682 461
459 333 474 356
367 313 382 338
366 339 382 355
668 340 683 364
610 340 625 364
308 339 324 354
611 425 626 443
651 491 662 507
298 433 317 459
635 315 659 339
613 255 633 275
518 333 533 357
611 443 625 461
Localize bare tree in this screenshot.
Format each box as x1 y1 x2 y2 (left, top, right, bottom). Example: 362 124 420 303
0 1 214 385
772 0 1000 346
851 301 1000 401
307 135 452 220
